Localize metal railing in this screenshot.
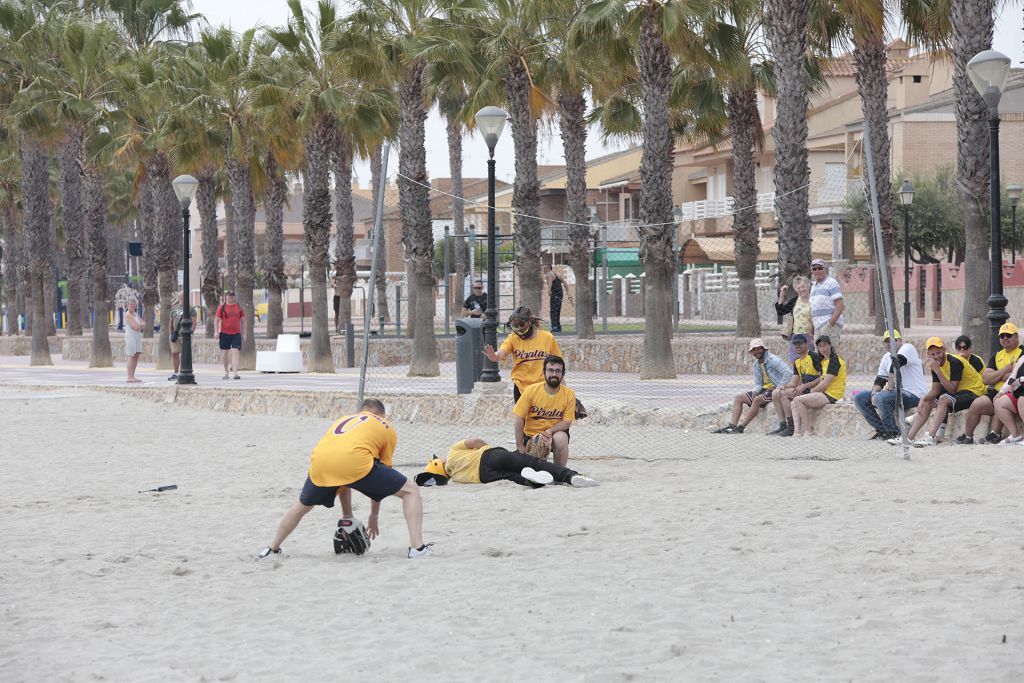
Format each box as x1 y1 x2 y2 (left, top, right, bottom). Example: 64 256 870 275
679 192 776 220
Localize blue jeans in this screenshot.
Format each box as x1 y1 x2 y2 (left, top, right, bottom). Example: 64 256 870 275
854 389 921 433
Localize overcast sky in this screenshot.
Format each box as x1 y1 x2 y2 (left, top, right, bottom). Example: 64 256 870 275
189 0 1024 186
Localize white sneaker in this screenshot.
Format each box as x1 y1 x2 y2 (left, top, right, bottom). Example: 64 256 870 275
998 434 1024 446
407 544 433 559
935 425 946 440
257 546 282 559
570 474 599 488
904 415 915 425
912 435 935 448
887 436 905 446
521 467 554 486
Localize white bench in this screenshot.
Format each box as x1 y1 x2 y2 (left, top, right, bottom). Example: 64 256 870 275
255 334 303 373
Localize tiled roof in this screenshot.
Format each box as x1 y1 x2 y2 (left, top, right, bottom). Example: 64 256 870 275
823 38 917 77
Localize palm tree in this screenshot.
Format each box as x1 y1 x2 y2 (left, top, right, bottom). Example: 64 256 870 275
263 151 287 338
20 139 53 366
369 143 390 322
83 143 112 367
346 0 455 376
196 169 220 337
950 0 994 351
332 127 356 331
765 0 812 284
0 130 21 336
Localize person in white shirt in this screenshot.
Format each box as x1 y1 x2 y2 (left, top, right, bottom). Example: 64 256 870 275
853 329 927 439
809 258 845 347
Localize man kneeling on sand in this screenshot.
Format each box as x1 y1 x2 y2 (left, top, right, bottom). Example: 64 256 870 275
415 437 598 488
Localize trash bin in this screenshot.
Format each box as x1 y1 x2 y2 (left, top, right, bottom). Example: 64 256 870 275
455 317 484 394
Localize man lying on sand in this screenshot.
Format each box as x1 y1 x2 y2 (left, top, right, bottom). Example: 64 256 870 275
415 437 599 488
259 399 432 560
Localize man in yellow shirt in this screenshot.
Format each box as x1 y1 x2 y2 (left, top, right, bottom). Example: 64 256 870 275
513 355 576 467
415 437 598 488
483 306 562 403
259 399 431 559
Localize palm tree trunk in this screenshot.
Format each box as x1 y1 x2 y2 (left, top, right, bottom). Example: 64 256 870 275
332 130 356 329
371 144 390 322
84 163 112 367
637 7 676 379
303 115 336 373
728 83 762 337
952 0 996 354
558 87 593 339
854 28 896 335
447 115 467 316
20 138 53 365
765 0 812 283
225 156 256 369
224 188 236 292
149 154 180 370
398 63 438 376
139 173 158 337
59 128 86 336
506 55 543 315
197 169 220 338
263 154 287 339
2 199 20 335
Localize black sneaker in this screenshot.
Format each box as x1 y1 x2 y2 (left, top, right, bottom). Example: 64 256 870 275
711 424 735 433
721 424 744 434
776 425 794 437
953 433 975 446
167 374 177 381
768 423 786 435
985 432 1001 444
868 430 886 440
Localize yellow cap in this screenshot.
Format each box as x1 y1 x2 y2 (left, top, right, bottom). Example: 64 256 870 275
925 336 945 349
424 457 447 477
882 329 902 340
1000 322 1019 335
415 456 450 486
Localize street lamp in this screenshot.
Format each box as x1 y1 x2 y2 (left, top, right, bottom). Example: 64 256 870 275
1008 183 1022 264
172 173 199 385
898 179 914 329
968 49 1011 355
474 105 508 382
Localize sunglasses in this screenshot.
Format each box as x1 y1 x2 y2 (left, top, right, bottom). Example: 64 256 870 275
811 266 824 271
999 333 1014 339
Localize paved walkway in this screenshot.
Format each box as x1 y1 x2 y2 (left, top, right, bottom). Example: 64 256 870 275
0 353 877 409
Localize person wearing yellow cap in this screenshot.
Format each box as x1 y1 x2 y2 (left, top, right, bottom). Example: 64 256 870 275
953 323 1024 444
415 438 598 488
895 336 986 447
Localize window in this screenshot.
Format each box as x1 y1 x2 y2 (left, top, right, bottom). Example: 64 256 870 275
913 75 922 83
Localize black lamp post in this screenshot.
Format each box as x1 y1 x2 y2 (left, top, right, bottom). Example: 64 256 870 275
968 49 1012 355
898 179 914 329
474 105 508 383
172 174 199 385
1008 183 1022 264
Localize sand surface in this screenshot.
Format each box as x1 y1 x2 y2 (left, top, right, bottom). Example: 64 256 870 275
2 387 1023 681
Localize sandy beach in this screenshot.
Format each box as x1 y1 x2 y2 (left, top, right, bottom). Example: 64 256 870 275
2 386 1023 681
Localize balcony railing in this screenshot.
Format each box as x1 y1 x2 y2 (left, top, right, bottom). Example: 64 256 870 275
541 219 641 245
679 192 776 221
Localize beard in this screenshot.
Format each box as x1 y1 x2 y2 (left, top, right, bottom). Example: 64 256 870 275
546 376 561 388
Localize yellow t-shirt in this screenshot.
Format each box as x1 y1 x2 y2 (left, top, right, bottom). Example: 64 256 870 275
444 440 488 484
989 346 1024 391
932 353 986 397
513 382 576 437
793 351 823 383
759 361 776 391
820 353 847 401
499 330 562 390
308 412 397 487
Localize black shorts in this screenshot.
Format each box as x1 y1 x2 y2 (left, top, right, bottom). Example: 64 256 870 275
218 332 242 350
333 295 341 314
823 394 838 404
987 388 999 401
299 461 407 507
513 384 522 404
744 389 774 404
937 390 980 413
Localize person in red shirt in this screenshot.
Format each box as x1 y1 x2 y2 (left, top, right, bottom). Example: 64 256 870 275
214 291 246 379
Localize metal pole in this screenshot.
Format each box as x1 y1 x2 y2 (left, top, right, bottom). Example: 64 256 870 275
444 225 450 336
1012 203 1017 265
358 143 390 406
987 112 1008 356
177 206 196 385
601 223 608 333
481 153 500 381
903 204 911 329
863 117 907 458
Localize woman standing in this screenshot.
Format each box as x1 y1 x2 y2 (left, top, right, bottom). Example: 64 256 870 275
124 298 144 383
775 276 813 361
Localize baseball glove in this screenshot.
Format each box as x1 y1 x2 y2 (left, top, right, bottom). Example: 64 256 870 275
525 434 551 459
333 517 371 555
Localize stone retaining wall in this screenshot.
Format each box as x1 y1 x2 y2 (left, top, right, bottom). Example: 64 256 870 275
50 332 905 376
